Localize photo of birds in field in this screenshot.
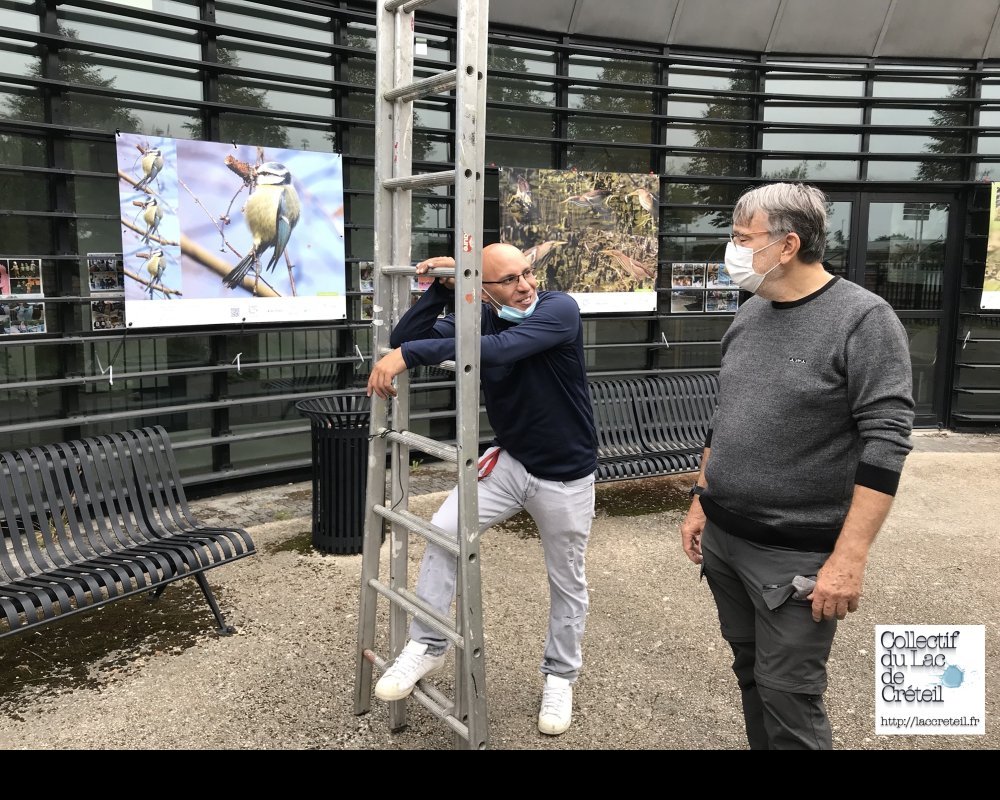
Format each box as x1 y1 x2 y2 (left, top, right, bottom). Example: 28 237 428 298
117 133 345 328
499 166 659 313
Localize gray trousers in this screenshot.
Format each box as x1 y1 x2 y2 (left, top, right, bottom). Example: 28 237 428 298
701 518 837 750
410 448 595 681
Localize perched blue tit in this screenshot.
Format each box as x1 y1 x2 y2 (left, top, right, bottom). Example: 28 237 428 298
135 148 164 190
223 162 301 290
142 249 166 298
140 196 163 245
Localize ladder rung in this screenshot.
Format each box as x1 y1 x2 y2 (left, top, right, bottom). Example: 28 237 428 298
374 504 460 556
383 169 456 191
385 0 438 13
363 649 467 738
377 427 458 461
385 68 458 103
381 265 456 277
368 579 465 648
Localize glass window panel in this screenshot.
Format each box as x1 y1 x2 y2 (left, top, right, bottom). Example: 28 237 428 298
216 39 333 81
764 75 863 97
0 132 47 167
900 318 940 412
668 67 755 92
664 123 749 149
73 218 122 255
0 39 40 77
343 94 374 122
0 85 43 122
662 183 742 206
665 153 750 177
489 45 556 76
343 55 375 88
486 141 552 169
662 236 731 261
568 115 650 143
872 80 961 99
567 145 649 173
488 77 555 106
345 163 374 191
976 136 1000 156
68 175 118 216
217 76 334 117
569 85 653 114
870 106 955 126
974 162 1000 180
0 172 50 212
58 52 201 100
568 55 655 83
413 131 451 163
869 133 964 154
865 202 948 312
486 108 555 138
761 158 858 180
825 201 852 278
667 97 751 121
658 314 733 344
414 102 450 131
980 108 1000 127
414 198 451 230
218 113 333 152
0 6 40 31
762 131 860 153
62 94 196 137
343 22 375 52
763 103 862 124
980 82 1000 100
866 160 961 181
654 344 723 370
661 207 731 236
57 10 200 61
0 216 54 255
215 3 333 43
346 125 373 157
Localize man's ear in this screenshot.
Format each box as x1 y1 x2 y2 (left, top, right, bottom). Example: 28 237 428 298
782 231 802 261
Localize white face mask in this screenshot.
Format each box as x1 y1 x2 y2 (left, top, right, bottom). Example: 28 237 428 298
723 239 783 293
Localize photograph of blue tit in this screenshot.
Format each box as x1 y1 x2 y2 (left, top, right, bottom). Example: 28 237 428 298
176 140 344 302
116 133 345 328
117 132 181 302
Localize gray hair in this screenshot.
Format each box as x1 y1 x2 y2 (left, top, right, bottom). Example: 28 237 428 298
732 183 829 263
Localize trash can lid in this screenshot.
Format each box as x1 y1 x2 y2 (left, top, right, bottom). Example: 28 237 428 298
296 392 371 425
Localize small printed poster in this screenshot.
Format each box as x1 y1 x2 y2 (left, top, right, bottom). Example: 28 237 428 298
87 252 125 294
706 262 740 313
0 299 46 335
1 258 43 297
91 299 126 331
670 262 705 314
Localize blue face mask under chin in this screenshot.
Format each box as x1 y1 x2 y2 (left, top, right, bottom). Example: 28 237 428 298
497 297 538 322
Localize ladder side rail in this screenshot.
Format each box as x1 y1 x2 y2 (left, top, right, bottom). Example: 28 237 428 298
355 0 407 717
451 0 490 752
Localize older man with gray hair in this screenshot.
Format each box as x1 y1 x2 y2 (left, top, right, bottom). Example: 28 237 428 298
680 182 914 749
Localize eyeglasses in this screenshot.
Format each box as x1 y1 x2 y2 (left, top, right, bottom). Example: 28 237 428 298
482 266 535 287
729 230 772 247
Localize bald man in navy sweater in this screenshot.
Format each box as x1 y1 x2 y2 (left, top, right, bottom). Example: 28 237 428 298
367 242 597 736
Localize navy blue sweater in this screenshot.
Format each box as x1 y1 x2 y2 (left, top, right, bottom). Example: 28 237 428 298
390 280 597 481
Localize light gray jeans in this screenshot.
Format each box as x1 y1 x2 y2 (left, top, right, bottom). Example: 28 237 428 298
409 448 595 682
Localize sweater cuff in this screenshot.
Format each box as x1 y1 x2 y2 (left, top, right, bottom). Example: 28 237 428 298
855 461 901 496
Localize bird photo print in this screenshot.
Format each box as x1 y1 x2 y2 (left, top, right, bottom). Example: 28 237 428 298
117 133 345 328
499 166 659 313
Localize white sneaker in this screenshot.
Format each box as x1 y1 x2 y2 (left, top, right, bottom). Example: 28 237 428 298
537 674 573 735
374 640 446 701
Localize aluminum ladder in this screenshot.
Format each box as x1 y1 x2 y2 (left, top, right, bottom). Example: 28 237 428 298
353 0 491 750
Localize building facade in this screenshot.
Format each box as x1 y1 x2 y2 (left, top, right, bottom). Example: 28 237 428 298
1 0 998 492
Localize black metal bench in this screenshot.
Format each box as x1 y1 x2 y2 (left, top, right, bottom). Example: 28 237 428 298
0 425 256 640
590 372 719 482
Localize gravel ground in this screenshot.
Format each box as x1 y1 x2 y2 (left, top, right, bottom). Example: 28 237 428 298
0 430 997 750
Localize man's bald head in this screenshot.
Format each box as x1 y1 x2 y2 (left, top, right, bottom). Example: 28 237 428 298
482 242 528 282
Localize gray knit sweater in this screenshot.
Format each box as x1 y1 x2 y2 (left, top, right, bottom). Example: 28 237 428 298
701 276 915 552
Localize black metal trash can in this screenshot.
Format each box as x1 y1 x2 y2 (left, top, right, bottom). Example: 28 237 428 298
295 393 371 554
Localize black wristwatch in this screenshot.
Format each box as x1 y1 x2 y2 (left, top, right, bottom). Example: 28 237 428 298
689 484 705 498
